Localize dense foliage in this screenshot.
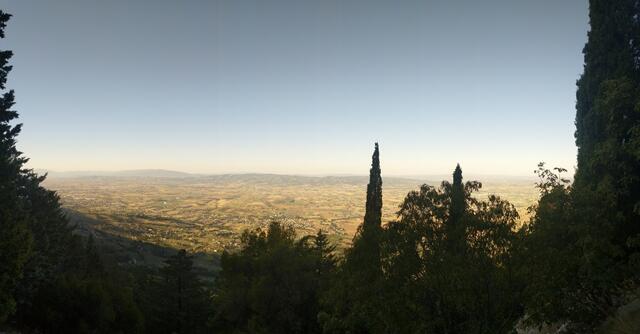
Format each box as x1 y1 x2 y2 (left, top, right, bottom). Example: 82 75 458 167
518 0 640 330
1 0 639 333
212 224 335 334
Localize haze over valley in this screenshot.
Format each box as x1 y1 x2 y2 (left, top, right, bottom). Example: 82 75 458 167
44 170 539 256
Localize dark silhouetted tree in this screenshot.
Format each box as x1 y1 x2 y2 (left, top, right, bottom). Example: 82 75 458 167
0 10 33 323
213 222 334 334
574 0 640 249
348 142 383 278
364 142 383 231
0 12 142 332
148 249 210 334
19 237 144 333
320 143 387 334
377 165 521 333
518 0 640 328
446 163 466 252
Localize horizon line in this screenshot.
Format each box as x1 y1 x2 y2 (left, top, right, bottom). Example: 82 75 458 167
37 168 543 180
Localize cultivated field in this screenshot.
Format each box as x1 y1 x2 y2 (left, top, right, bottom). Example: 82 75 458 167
44 173 540 254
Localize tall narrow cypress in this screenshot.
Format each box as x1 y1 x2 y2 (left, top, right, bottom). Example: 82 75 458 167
449 164 464 225
363 142 382 233
446 164 466 252
347 143 383 280
331 143 384 333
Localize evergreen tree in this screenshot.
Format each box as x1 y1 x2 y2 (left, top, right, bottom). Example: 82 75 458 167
446 164 466 252
363 142 383 232
21 237 144 334
338 143 384 332
0 10 32 323
574 0 640 243
152 249 210 334
552 0 640 325
348 142 383 278
575 0 638 176
0 11 143 332
320 144 390 334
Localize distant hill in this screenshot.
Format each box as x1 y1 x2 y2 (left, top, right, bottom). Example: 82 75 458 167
40 169 429 185
199 174 430 187
38 169 196 179
40 169 536 185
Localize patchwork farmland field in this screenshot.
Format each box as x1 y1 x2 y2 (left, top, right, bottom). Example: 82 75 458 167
44 173 539 254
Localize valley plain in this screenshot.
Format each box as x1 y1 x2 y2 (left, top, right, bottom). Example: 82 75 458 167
44 172 540 255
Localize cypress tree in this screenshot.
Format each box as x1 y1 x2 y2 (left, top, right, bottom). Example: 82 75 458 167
574 0 640 190
542 1 640 325
329 143 384 333
574 0 640 249
449 164 464 225
363 142 382 233
446 164 466 252
324 143 384 333
352 142 383 276
575 0 638 172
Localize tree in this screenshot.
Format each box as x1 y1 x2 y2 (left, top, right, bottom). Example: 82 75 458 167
516 164 579 325
575 0 638 178
18 236 144 333
212 222 333 334
348 142 384 274
377 165 521 333
574 0 640 250
363 142 383 232
446 164 466 252
148 249 210 334
347 142 383 276
0 10 32 323
526 0 640 328
0 11 145 332
320 143 386 334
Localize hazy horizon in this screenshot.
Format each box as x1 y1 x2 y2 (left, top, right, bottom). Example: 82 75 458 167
38 167 540 181
3 0 588 176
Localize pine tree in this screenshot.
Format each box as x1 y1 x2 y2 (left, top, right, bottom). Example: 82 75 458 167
313 230 337 277
154 249 209 334
0 10 32 323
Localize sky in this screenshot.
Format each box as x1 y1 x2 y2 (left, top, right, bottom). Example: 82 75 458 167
1 0 588 176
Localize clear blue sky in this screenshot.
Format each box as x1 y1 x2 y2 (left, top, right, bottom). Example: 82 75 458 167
1 0 588 176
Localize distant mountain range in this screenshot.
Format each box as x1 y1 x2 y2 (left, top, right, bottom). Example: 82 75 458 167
36 169 196 179
36 168 538 184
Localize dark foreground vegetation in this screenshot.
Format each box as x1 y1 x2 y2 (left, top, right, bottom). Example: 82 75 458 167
1 1 640 333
